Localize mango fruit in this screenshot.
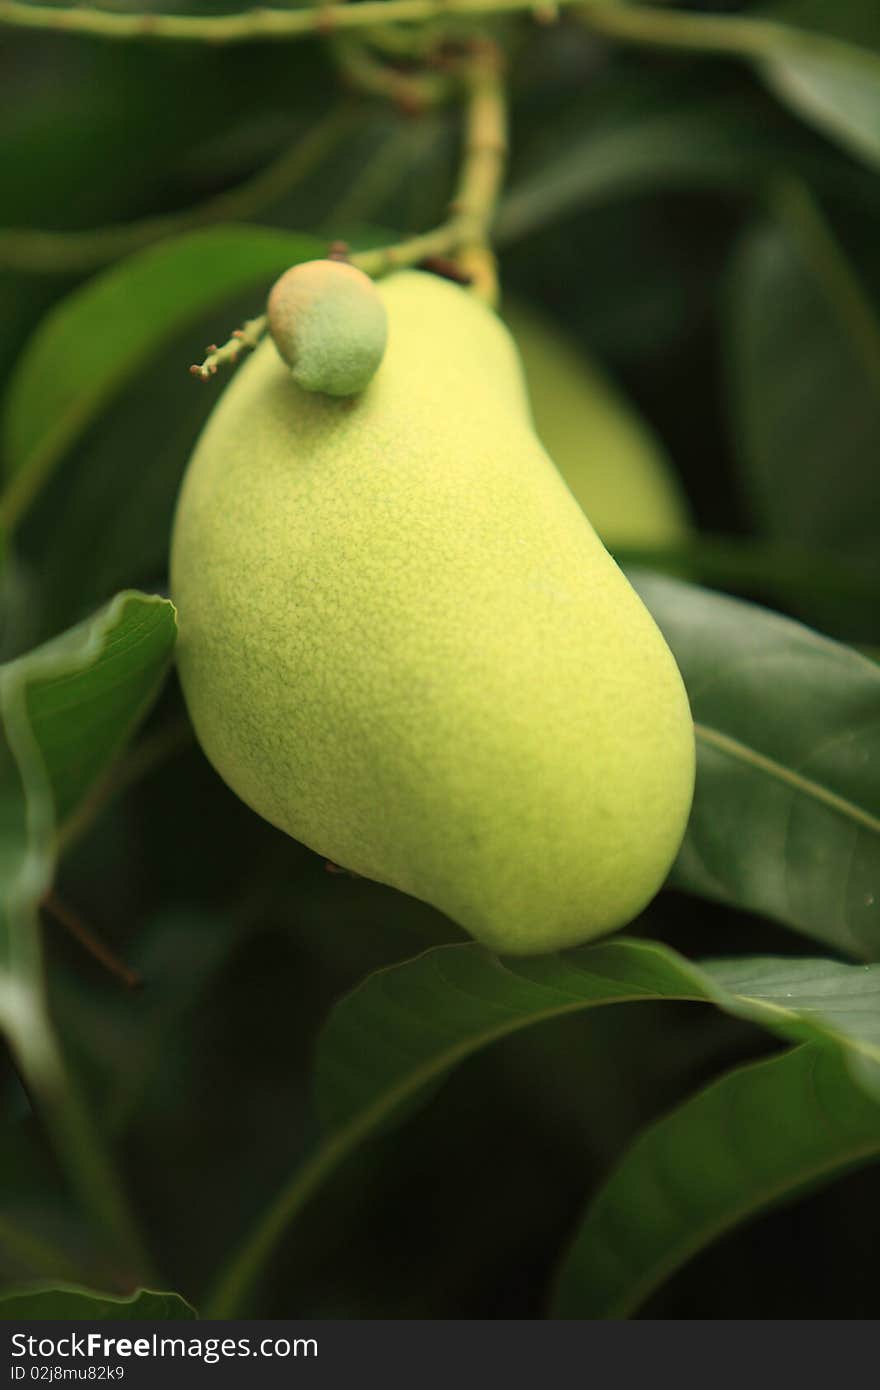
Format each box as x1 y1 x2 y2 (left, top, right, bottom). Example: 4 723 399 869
171 270 695 954
267 259 387 396
505 300 690 549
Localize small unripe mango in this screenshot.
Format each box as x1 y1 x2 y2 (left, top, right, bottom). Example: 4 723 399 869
267 259 388 397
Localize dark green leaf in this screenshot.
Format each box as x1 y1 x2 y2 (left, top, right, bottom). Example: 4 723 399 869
498 86 872 246
552 1044 880 1318
316 942 880 1129
0 1286 196 1320
59 909 242 1137
574 1 880 171
5 594 177 827
0 1107 99 1290
762 49 880 168
0 593 175 1181
632 571 880 960
726 186 880 570
756 2 880 163
0 594 174 1273
210 938 880 1313
0 225 323 531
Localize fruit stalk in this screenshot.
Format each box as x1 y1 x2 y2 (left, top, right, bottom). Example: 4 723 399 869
190 42 507 377
355 39 507 283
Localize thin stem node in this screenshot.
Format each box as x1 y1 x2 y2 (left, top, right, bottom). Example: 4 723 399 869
191 313 268 379
191 38 507 381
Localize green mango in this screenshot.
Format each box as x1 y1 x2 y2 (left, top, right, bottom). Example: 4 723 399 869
505 300 691 549
170 270 695 955
267 259 388 396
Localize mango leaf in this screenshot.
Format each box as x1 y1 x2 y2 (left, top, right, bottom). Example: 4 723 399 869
318 942 880 1117
0 225 323 531
758 0 880 50
657 5 880 170
1 591 176 1053
726 187 880 572
574 2 880 171
0 589 176 1029
0 593 175 1269
497 87 871 247
5 596 178 829
0 1285 196 1319
552 1043 880 1318
210 937 880 1313
631 571 880 960
761 43 880 168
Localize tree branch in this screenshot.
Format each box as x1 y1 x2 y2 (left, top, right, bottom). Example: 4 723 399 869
0 0 868 76
0 0 562 43
190 41 507 378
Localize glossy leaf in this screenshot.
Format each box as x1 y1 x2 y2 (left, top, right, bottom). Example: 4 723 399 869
4 594 177 828
0 593 174 1273
726 189 880 568
0 592 175 1120
553 1044 880 1318
316 942 880 1127
0 1285 196 1319
211 937 880 1313
0 225 322 530
631 571 880 960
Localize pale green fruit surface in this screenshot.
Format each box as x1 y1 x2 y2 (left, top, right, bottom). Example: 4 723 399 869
267 259 388 396
505 300 691 549
171 270 695 955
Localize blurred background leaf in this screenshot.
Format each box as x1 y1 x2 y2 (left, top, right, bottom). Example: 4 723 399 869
0 226 324 540
725 180 880 636
498 69 880 247
761 48 880 168
754 0 880 167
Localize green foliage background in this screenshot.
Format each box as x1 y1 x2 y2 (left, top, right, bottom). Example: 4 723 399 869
1 0 880 1320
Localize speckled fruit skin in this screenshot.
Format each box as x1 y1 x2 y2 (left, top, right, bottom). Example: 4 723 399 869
171 270 695 955
267 259 388 396
505 300 691 549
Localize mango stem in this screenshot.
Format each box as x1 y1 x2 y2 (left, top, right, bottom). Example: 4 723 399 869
189 39 507 380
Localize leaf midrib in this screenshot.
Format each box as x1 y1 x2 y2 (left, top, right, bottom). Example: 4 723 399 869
694 720 880 835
